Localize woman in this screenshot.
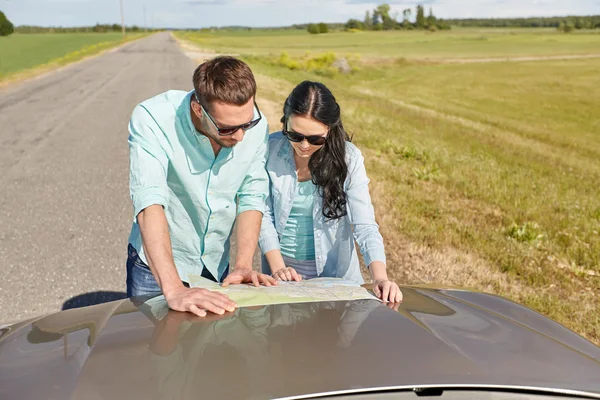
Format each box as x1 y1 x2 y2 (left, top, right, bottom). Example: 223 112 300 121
259 81 402 303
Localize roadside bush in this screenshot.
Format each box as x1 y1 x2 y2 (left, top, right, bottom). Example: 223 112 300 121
0 11 15 37
272 51 356 76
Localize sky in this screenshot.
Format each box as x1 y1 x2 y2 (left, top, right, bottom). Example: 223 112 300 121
1 0 599 29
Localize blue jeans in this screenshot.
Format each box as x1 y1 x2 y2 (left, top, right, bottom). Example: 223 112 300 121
126 244 229 297
126 244 162 297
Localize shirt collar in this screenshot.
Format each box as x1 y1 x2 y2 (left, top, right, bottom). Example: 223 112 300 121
277 133 295 168
182 90 235 156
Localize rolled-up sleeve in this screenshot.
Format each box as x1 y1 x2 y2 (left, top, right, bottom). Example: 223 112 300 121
128 105 169 221
236 125 269 215
258 188 280 254
346 146 386 267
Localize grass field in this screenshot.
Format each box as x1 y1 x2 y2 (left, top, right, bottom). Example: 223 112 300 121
176 28 600 343
0 33 146 83
177 28 600 60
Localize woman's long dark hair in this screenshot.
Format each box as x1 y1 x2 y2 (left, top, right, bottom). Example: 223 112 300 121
281 81 351 220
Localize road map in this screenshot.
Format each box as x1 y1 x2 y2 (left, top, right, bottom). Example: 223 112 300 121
139 277 379 321
188 276 379 307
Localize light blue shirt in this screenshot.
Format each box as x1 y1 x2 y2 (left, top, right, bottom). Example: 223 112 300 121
259 132 386 284
279 180 316 261
127 90 269 283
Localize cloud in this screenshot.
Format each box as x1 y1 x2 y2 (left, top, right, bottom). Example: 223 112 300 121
345 0 441 4
3 0 600 28
181 0 228 5
181 0 277 4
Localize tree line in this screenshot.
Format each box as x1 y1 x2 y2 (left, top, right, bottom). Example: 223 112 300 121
344 4 451 32
0 11 156 37
444 15 600 30
14 24 154 34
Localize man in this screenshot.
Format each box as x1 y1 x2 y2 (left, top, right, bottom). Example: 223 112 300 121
126 56 276 317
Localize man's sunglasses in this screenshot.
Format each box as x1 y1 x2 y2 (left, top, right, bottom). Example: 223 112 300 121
283 127 327 146
195 93 262 136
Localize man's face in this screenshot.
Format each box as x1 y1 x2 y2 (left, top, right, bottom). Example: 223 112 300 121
193 97 256 148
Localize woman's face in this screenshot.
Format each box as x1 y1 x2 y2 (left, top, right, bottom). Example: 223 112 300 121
286 114 328 160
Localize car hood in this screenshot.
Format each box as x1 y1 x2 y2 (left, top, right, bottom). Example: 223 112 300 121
1 286 599 400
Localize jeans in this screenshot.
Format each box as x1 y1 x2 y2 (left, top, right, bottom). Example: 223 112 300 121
126 244 229 297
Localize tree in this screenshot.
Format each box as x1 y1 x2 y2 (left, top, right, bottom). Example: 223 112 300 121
402 8 412 29
307 23 319 34
415 5 426 29
318 23 328 33
376 4 391 21
558 20 574 33
371 9 381 28
0 11 15 37
376 3 396 30
436 20 452 30
427 7 436 27
364 11 372 30
345 19 364 30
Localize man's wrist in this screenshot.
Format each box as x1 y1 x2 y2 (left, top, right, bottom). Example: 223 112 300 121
162 281 185 298
232 264 252 272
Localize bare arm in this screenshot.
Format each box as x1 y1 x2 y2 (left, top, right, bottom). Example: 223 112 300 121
137 204 184 296
264 249 301 281
222 210 277 287
264 249 286 274
138 205 237 316
368 261 389 283
233 210 262 270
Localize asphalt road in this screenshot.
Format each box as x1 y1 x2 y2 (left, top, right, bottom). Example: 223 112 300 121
0 32 206 323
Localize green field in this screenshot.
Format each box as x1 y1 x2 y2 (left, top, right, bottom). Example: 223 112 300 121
0 33 143 81
177 29 600 343
177 28 600 59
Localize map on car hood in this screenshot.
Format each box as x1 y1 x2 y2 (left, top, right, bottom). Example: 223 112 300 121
187 276 379 308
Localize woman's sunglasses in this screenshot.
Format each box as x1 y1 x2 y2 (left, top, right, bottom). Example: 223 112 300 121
283 127 327 146
195 93 262 136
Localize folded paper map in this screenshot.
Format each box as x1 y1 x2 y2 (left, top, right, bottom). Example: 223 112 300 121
187 276 379 308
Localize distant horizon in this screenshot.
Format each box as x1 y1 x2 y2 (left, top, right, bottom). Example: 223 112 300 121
2 0 599 30
10 13 600 31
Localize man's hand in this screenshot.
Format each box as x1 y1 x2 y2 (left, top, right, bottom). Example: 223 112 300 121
164 286 237 317
373 280 403 303
272 267 302 282
222 268 277 287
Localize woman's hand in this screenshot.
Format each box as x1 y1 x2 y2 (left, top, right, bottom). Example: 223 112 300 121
373 280 402 303
272 267 302 282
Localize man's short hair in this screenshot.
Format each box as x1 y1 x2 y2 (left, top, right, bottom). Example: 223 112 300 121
193 56 257 109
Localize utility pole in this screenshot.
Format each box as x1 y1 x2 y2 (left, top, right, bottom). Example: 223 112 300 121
143 5 147 32
119 0 126 37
